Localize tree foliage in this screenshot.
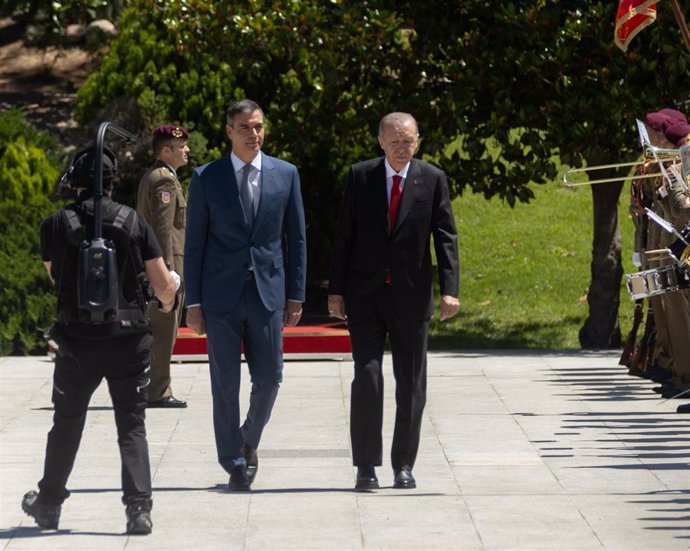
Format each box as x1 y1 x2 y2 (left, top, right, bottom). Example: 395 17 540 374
76 0 690 344
390 0 689 347
0 195 56 355
77 0 412 279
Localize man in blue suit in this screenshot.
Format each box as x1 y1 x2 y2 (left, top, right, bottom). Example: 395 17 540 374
184 99 307 490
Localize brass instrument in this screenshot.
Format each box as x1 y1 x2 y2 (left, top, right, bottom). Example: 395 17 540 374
562 145 682 187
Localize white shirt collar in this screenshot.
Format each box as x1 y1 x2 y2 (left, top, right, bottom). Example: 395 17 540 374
230 151 262 173
384 158 410 180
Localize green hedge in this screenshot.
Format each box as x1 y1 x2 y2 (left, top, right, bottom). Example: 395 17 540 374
0 136 60 201
0 110 62 355
0 196 56 355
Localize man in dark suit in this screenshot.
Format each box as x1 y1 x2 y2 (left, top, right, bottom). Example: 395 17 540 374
328 112 459 490
184 99 307 491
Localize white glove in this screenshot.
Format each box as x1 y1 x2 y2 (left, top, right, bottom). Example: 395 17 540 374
631 252 642 269
170 270 181 292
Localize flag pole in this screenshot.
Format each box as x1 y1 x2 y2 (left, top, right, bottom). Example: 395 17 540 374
669 0 690 52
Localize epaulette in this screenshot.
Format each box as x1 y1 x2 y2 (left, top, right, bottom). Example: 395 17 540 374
155 166 175 179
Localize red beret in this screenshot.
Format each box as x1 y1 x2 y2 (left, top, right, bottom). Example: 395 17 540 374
152 124 188 140
644 108 687 132
665 122 690 147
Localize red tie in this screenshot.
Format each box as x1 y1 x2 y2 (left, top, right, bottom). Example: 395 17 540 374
385 175 403 285
389 175 403 229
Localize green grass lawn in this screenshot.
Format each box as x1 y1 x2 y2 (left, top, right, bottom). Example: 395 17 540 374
429 178 636 349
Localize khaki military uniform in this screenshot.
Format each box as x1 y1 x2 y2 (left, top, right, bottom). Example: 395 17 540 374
656 181 690 390
645 179 675 374
137 160 186 401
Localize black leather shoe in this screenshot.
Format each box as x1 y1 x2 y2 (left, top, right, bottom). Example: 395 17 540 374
355 465 379 490
242 444 259 485
229 465 251 491
393 467 416 489
661 387 688 399
147 396 187 408
21 491 60 529
645 364 672 383
125 502 152 535
677 403 690 413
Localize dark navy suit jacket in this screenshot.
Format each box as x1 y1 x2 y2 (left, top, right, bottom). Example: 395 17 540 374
184 152 306 313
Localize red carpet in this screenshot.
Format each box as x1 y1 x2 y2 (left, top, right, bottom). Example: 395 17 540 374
172 322 352 361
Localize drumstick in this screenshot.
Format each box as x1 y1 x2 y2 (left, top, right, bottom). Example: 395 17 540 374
645 208 687 243
644 249 672 259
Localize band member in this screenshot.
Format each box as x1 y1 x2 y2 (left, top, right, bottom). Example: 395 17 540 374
626 110 690 414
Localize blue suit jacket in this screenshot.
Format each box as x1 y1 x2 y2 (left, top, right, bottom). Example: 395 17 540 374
184 152 306 313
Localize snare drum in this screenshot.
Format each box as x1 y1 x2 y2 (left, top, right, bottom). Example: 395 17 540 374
625 265 689 300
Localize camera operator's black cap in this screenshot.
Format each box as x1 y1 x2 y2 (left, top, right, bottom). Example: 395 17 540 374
68 146 118 189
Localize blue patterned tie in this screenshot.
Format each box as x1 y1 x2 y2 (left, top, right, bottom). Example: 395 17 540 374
240 164 254 227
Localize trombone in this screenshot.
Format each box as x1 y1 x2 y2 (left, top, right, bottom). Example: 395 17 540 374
562 145 682 187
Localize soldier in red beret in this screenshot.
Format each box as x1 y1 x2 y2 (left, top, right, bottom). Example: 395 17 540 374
665 122 690 148
634 112 690 412
137 125 190 408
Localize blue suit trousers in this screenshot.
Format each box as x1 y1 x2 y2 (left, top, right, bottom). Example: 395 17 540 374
205 277 283 474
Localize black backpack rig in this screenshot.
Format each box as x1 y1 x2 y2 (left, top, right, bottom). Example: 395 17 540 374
56 123 151 328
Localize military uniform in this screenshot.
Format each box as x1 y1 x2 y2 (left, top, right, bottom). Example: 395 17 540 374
645 178 675 375
627 113 690 402
137 160 186 402
656 180 690 392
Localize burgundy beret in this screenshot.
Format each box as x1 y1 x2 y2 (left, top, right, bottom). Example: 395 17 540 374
644 108 687 132
665 122 690 147
152 124 188 140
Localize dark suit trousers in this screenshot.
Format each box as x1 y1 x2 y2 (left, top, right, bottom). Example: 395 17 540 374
205 277 283 475
347 288 429 471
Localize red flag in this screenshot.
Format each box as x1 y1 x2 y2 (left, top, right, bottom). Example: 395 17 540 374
614 0 657 51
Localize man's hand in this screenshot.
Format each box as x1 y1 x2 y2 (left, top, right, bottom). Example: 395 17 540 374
186 305 206 335
327 294 347 320
439 295 460 321
159 297 175 314
284 300 303 327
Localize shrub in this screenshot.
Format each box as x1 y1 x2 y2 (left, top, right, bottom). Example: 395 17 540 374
0 195 57 355
0 107 60 153
0 109 63 354
0 136 60 201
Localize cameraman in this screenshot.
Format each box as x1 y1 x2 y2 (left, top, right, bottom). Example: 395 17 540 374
21 147 177 535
